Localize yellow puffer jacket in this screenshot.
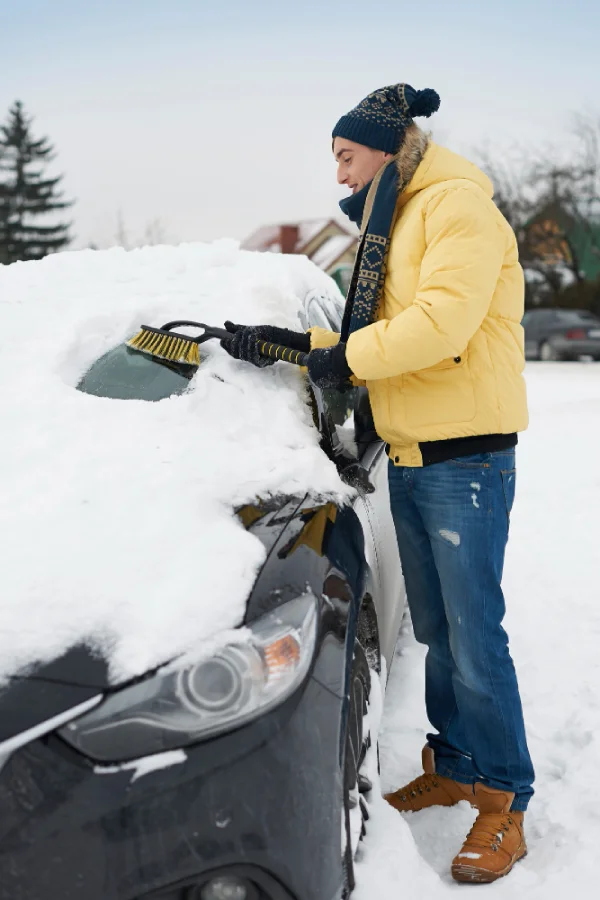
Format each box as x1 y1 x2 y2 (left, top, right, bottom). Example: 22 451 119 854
311 140 528 467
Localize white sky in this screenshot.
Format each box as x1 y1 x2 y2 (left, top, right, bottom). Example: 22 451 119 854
1 0 598 249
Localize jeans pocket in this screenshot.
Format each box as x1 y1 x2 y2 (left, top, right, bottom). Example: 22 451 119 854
501 468 517 524
446 453 492 469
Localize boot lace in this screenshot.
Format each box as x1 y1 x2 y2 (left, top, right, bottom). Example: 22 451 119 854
463 813 514 853
393 773 442 802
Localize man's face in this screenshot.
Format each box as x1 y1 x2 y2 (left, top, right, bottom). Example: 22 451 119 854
333 137 391 194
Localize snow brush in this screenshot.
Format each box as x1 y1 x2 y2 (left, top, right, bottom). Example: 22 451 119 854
127 320 310 368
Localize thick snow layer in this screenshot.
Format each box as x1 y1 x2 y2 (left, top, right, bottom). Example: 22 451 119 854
359 362 600 898
0 242 350 684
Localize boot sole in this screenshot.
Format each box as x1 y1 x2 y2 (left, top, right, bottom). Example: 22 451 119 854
451 843 527 884
383 794 458 813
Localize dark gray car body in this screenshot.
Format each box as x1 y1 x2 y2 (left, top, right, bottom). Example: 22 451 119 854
523 308 600 361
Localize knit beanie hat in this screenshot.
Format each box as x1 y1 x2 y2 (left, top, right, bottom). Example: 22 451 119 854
332 83 440 154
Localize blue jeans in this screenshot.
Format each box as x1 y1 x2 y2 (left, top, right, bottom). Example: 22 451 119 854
388 451 534 811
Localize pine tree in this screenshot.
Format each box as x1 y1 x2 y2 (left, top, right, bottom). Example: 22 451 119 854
0 101 73 264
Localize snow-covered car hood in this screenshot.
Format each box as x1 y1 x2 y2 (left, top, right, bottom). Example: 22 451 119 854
0 241 351 686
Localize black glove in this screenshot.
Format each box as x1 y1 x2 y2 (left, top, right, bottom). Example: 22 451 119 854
221 322 311 368
306 342 353 389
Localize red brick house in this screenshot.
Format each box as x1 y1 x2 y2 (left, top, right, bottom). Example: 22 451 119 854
242 219 358 293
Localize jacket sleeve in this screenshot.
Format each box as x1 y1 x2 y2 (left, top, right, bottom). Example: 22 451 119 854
345 187 506 380
308 326 341 350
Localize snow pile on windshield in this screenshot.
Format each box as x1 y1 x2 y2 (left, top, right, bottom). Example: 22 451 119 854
0 241 350 684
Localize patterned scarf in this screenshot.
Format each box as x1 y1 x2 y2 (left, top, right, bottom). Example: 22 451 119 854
338 158 401 342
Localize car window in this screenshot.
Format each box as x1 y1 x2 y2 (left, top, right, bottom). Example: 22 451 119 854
77 344 194 401
526 309 599 327
554 310 600 325
527 310 553 324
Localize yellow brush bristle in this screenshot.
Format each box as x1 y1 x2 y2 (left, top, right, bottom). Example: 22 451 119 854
146 333 162 353
127 328 200 365
144 333 159 351
127 330 145 349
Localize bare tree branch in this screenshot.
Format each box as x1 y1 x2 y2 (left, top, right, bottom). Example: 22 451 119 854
476 112 600 308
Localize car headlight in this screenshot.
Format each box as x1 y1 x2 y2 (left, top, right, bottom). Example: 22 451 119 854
59 593 318 762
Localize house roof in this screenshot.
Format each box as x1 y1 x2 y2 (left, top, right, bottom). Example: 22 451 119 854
242 218 355 255
569 221 600 280
525 203 600 280
311 234 357 272
241 224 282 252
296 219 333 250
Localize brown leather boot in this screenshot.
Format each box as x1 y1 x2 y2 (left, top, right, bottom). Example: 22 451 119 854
384 745 475 813
451 783 527 883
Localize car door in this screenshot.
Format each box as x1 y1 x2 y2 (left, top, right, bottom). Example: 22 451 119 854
522 311 538 358
523 310 548 355
316 382 406 679
360 438 407 673
524 310 565 357
351 388 406 673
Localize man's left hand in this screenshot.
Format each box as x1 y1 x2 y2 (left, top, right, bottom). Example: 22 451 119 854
306 342 353 389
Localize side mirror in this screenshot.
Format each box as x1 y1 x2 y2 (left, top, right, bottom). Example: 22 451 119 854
339 460 375 495
309 383 375 494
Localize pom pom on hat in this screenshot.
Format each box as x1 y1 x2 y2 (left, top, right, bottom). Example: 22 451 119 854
332 82 440 155
408 88 441 119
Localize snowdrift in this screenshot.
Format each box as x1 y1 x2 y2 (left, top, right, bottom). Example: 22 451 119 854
0 241 349 683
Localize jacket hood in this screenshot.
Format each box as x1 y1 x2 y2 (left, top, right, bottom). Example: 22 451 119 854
398 133 494 208
358 127 494 233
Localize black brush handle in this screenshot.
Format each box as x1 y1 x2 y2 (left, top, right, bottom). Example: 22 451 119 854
159 320 308 365
257 340 309 367
200 325 233 342
161 321 232 342
211 328 308 363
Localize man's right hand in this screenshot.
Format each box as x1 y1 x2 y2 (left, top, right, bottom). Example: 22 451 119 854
221 322 311 368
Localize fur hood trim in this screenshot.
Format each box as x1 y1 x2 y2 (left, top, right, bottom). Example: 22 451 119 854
360 125 430 233
396 124 430 188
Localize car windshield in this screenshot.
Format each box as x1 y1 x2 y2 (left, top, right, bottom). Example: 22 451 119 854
78 287 346 404
77 344 194 401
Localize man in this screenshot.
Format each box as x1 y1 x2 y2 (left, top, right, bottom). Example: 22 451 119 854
223 83 534 884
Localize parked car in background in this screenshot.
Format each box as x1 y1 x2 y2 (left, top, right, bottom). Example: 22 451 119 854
523 308 600 361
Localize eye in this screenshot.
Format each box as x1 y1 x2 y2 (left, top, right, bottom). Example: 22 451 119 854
344 157 352 165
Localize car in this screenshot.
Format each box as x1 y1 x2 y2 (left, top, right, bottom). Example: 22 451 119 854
522 308 600 361
0 293 406 900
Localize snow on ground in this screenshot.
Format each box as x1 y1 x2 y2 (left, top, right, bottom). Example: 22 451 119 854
0 242 350 685
4 243 598 894
357 362 600 898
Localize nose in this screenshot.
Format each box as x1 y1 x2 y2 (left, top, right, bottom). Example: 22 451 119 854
337 164 348 186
